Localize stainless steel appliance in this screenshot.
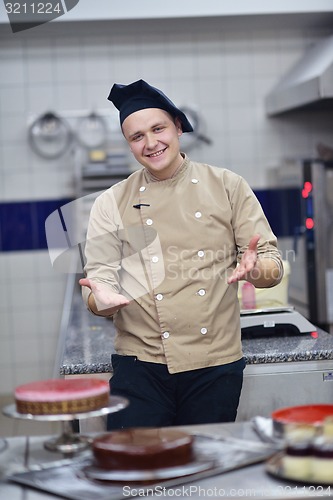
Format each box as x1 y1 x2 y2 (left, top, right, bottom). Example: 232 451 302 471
237 358 333 421
268 159 333 333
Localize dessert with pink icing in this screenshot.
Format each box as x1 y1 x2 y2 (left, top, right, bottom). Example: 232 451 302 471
14 378 110 415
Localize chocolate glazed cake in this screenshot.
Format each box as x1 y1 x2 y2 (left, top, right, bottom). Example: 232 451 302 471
92 428 194 470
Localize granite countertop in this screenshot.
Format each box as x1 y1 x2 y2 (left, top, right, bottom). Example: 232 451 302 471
58 288 333 376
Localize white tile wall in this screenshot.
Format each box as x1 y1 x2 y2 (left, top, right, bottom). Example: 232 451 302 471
0 19 332 395
0 251 67 394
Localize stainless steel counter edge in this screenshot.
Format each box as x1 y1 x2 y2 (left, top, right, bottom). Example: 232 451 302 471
1 422 332 500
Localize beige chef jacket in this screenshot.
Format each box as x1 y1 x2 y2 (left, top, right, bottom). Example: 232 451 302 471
82 154 283 374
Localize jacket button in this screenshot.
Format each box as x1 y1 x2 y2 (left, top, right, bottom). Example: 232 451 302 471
195 211 202 219
191 178 199 184
151 256 159 263
156 293 164 301
162 331 170 339
198 289 206 296
200 327 208 335
139 186 146 192
197 250 205 257
146 218 153 225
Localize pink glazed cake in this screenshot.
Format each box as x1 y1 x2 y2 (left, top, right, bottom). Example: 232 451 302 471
14 378 110 415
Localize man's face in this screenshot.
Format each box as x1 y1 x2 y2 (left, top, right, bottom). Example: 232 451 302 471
122 108 183 180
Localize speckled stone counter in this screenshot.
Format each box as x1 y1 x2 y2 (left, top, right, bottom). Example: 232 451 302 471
58 287 333 376
58 289 116 375
241 328 333 364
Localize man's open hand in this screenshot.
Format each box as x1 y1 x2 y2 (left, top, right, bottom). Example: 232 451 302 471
227 234 260 284
79 278 130 314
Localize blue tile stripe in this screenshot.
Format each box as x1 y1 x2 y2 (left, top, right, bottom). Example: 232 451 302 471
255 188 302 238
0 188 301 252
0 198 73 252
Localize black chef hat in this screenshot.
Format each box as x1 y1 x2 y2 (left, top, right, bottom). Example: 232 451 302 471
107 79 193 133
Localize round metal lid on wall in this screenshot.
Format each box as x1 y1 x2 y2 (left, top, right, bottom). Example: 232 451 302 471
179 106 212 153
75 112 108 150
28 111 73 159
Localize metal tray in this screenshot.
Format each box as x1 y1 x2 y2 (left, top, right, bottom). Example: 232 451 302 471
9 435 276 500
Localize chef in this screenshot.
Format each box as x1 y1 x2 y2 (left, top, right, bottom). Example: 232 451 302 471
79 79 283 430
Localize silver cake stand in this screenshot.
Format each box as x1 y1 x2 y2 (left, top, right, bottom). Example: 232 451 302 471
2 396 128 455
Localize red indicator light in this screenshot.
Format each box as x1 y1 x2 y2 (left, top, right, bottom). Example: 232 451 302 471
304 181 313 193
311 331 318 339
302 189 309 198
305 218 314 229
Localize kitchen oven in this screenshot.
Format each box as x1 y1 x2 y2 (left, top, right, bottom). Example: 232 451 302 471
268 159 333 333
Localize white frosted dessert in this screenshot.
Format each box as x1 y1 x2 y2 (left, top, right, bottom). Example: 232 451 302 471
311 418 333 482
283 454 312 481
311 453 333 482
282 424 315 480
15 378 110 415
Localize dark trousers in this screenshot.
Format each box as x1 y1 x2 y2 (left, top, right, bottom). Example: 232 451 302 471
107 355 245 430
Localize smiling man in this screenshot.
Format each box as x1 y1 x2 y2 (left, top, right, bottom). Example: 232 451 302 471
79 79 283 430
123 108 183 180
